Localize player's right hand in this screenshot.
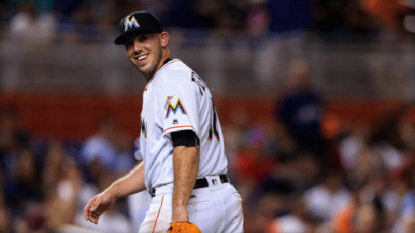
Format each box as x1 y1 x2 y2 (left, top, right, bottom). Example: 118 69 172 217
84 190 116 224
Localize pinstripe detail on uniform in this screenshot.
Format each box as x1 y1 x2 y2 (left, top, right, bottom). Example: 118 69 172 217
163 125 193 133
152 195 165 233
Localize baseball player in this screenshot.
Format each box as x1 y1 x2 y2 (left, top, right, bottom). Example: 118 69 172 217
84 11 244 233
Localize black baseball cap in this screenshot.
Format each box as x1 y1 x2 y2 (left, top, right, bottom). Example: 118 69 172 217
114 11 163 45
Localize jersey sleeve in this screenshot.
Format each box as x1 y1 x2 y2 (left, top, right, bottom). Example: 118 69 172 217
161 81 200 139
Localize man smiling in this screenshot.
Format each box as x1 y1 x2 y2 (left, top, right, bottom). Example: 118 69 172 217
84 11 244 233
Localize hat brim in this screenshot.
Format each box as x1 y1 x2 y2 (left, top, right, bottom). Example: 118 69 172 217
114 29 162 45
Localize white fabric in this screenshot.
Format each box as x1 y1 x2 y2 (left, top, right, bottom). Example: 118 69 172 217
128 191 152 232
138 180 243 233
139 59 228 190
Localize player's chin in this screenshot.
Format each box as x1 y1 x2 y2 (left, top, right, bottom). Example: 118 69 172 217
131 60 148 71
137 65 153 75
139 62 157 73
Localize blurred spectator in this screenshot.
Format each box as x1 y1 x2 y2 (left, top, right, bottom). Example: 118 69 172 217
0 107 30 153
311 0 378 34
0 107 30 178
0 207 11 233
349 202 383 233
266 195 311 233
80 116 134 185
246 0 270 38
3 148 43 213
391 148 415 232
393 189 415 233
369 110 408 174
87 0 119 34
360 0 409 32
193 0 225 29
54 0 82 25
331 191 359 233
292 152 320 191
360 174 399 229
267 0 312 33
71 2 99 41
260 153 315 197
15 202 50 233
216 0 248 30
311 0 344 32
34 0 54 14
75 165 131 233
0 0 10 24
245 193 283 233
233 124 276 184
275 58 326 160
304 170 351 222
160 0 202 29
43 146 83 229
42 140 65 193
271 120 297 160
8 0 56 44
348 147 384 188
339 123 369 171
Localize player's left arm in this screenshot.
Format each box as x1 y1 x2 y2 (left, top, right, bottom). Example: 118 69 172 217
171 144 199 222
161 78 202 225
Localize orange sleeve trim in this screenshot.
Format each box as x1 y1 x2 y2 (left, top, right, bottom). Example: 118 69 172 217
152 195 165 233
163 125 193 133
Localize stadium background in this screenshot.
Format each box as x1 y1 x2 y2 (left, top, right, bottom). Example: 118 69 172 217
1 0 415 232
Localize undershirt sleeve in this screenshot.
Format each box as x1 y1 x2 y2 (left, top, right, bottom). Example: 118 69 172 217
171 130 200 147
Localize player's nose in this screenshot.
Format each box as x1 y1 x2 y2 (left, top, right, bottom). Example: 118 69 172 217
133 40 143 54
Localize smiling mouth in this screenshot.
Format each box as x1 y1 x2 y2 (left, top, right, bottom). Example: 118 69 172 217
135 55 148 61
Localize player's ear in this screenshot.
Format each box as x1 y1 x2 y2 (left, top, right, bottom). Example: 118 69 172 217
159 32 169 48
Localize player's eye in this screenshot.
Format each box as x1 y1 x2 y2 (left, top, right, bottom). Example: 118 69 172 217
125 41 133 48
138 36 148 42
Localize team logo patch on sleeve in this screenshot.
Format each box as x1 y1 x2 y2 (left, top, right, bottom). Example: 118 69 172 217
165 96 187 119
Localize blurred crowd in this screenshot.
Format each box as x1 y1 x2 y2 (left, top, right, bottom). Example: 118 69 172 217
0 0 415 43
1 1 415 233
225 59 415 233
0 108 140 233
1 58 415 233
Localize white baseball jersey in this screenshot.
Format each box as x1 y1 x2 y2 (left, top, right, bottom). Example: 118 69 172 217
136 58 228 190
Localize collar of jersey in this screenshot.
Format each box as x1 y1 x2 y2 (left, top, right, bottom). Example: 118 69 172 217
145 57 180 89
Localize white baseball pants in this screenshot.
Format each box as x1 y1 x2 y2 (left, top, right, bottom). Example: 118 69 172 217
138 175 244 233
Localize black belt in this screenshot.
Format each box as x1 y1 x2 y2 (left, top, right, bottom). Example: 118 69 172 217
148 174 229 198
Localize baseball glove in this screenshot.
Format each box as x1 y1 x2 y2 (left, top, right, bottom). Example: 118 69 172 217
167 221 202 233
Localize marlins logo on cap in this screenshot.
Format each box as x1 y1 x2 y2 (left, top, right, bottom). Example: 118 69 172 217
115 11 164 45
124 15 140 31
